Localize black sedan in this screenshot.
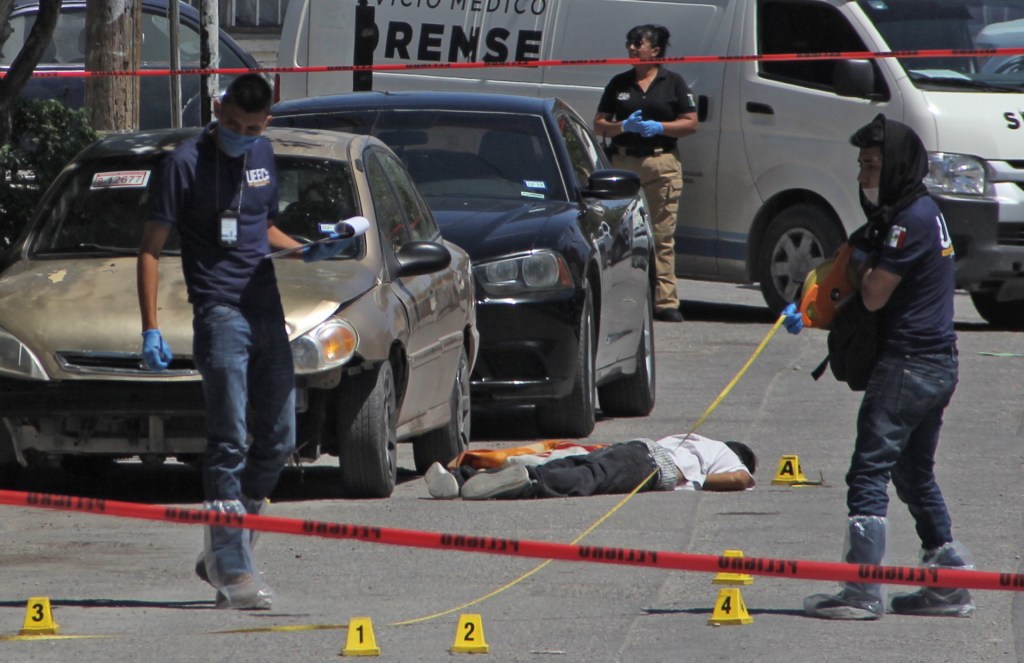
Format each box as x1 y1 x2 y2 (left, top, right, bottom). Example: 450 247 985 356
271 91 655 437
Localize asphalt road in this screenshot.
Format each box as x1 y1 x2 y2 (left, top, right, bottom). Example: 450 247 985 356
0 280 1021 662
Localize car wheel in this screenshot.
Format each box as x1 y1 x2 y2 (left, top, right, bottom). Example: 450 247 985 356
969 291 1024 330
337 361 398 498
412 347 471 474
757 203 844 313
535 287 596 438
598 286 655 416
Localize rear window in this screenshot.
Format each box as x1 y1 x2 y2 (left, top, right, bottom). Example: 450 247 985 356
277 109 568 202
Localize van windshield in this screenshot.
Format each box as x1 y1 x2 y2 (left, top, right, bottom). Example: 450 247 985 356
859 0 1024 90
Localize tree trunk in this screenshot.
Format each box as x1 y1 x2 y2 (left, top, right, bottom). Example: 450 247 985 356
84 0 141 132
0 0 60 144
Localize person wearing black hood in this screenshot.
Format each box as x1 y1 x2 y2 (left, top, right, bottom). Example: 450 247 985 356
795 114 975 620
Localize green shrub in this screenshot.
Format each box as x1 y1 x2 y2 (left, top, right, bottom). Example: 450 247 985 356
0 99 98 247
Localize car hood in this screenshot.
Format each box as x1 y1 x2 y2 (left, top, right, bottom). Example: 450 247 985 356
427 197 579 262
0 256 378 371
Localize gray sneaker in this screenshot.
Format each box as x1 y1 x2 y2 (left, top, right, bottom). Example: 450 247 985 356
890 587 975 617
462 465 531 500
424 462 459 499
804 589 884 620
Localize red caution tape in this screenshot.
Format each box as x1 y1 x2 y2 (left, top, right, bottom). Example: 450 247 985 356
1 489 1021 592
10 46 1024 79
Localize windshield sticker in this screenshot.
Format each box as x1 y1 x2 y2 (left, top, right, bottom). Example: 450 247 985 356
521 191 545 199
91 170 151 190
523 180 547 190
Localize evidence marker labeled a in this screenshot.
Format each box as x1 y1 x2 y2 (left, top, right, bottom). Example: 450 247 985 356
771 454 809 485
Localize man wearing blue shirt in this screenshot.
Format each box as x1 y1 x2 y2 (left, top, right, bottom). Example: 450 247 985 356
793 114 974 620
137 74 317 609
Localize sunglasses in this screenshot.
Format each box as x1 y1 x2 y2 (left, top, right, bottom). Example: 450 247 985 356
626 38 649 49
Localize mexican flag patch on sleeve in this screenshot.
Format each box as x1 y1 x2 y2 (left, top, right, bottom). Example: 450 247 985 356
886 225 907 249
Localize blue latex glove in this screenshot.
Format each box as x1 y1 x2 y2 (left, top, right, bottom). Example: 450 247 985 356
302 234 352 263
781 303 804 335
639 120 664 137
141 329 173 371
621 110 644 133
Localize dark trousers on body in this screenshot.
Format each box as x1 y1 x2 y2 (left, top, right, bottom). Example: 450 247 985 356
455 441 659 498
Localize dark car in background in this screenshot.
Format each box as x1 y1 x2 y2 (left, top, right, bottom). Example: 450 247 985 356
271 91 655 437
0 127 477 497
3 0 259 129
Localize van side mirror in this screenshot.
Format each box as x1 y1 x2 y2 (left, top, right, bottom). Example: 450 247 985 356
582 169 641 200
834 59 875 98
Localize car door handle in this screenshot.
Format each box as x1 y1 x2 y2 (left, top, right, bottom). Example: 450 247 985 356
745 102 774 115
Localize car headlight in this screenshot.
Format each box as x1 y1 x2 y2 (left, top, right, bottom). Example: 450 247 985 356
474 251 574 296
0 327 47 380
926 153 987 196
291 319 357 374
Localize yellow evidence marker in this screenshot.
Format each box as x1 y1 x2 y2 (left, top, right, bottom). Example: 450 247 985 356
771 454 809 485
19 597 59 636
712 549 754 585
708 588 753 626
450 613 489 654
341 616 381 656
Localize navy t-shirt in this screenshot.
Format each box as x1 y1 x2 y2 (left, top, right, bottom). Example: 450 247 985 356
597 68 696 152
875 195 957 354
149 124 282 315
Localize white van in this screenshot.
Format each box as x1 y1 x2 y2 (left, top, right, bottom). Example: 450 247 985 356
278 0 1024 327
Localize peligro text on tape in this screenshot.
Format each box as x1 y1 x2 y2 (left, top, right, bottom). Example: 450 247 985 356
10 46 1024 79
2 489 1023 592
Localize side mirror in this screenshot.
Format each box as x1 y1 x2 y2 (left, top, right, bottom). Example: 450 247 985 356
582 169 641 200
834 59 875 98
395 240 451 277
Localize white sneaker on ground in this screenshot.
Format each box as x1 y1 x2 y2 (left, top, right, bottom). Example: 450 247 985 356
462 465 531 500
424 462 459 499
215 573 273 610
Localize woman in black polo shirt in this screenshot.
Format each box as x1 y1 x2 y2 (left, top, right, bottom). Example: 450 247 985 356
594 24 698 323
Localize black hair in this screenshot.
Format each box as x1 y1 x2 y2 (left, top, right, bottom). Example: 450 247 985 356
626 24 671 55
725 441 756 474
221 73 273 114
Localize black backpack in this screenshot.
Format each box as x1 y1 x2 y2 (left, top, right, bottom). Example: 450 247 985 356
811 295 881 391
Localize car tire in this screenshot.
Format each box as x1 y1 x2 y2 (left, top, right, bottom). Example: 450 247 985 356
598 286 655 416
337 361 398 498
535 288 596 438
413 347 471 474
969 291 1024 330
757 203 844 313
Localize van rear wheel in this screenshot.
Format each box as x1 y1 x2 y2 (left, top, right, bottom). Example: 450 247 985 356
969 291 1024 330
758 203 844 313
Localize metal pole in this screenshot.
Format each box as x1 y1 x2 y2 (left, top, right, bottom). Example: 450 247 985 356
353 0 377 92
200 0 220 125
169 0 182 127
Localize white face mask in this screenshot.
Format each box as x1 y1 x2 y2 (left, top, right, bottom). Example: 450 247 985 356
862 187 880 206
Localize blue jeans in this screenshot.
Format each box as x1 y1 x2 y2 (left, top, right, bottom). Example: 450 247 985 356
846 350 958 550
193 304 296 502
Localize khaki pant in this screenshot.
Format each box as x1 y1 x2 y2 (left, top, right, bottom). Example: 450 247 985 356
611 151 682 311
